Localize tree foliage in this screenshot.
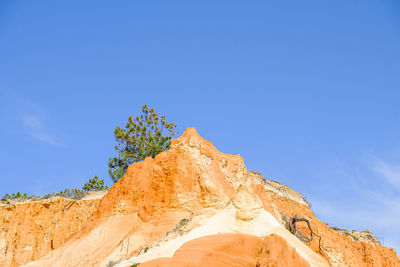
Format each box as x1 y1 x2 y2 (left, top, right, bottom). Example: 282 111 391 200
58 188 85 200
2 192 28 199
108 104 178 183
82 175 108 191
2 175 108 201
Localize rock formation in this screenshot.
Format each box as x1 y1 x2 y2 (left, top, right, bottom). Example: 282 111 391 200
139 233 309 267
0 194 102 266
0 128 398 266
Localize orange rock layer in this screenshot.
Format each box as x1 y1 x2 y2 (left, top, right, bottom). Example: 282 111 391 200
253 180 400 267
140 233 309 267
0 128 399 267
0 197 100 266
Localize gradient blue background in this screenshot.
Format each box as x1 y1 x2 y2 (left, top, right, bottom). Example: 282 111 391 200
1 1 399 253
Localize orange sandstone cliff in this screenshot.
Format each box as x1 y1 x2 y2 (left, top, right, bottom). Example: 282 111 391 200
0 128 398 267
0 194 102 266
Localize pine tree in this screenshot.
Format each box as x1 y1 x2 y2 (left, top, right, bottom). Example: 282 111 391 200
82 175 108 191
108 105 178 183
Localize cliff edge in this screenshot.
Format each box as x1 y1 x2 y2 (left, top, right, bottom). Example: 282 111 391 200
0 128 398 267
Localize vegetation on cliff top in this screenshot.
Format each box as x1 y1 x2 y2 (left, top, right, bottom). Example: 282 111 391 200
2 175 108 201
108 104 178 183
2 104 176 199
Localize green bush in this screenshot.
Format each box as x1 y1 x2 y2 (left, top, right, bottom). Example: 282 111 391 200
82 175 108 191
108 104 178 183
2 192 28 199
57 188 85 200
2 175 109 202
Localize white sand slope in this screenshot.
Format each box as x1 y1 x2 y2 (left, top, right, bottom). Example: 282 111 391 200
116 203 328 267
81 190 108 200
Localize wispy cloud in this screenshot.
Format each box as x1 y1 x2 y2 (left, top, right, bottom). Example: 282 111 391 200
314 197 400 254
312 156 400 254
21 114 63 146
0 89 64 147
372 159 400 191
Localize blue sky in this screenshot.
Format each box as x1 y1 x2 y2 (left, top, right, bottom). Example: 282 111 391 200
1 0 400 253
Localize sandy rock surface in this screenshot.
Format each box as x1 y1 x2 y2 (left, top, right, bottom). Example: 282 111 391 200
0 197 100 266
140 233 309 267
0 128 398 267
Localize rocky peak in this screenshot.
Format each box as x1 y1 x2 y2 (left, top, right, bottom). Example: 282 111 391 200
0 128 399 267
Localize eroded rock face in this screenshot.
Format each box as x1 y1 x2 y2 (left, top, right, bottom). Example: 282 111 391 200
97 128 249 221
1 128 399 267
232 186 263 221
0 197 101 267
140 233 264 267
248 171 400 267
140 233 309 267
